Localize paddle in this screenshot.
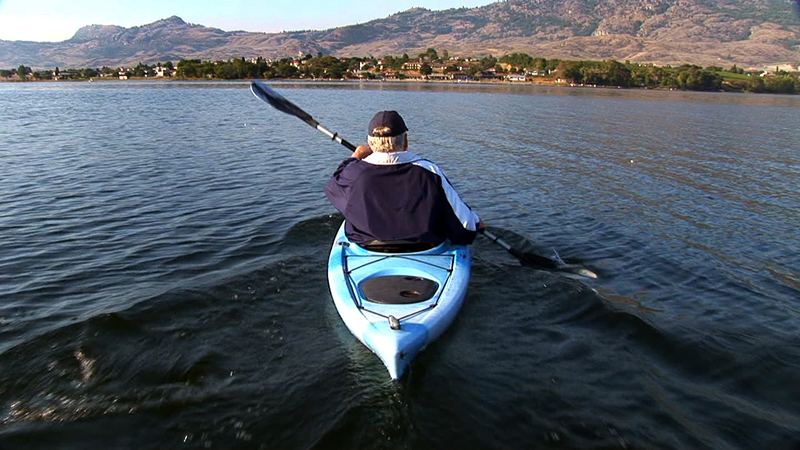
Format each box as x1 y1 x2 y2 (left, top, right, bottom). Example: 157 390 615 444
481 229 597 279
249 80 598 280
250 80 356 151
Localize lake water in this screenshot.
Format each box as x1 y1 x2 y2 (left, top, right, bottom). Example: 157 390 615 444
1 80 798 449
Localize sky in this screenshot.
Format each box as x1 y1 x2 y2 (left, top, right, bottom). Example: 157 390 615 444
0 0 495 42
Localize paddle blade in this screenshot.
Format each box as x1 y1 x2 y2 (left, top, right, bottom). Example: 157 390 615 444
559 265 598 279
509 247 558 269
251 81 319 128
514 248 597 279
481 229 597 279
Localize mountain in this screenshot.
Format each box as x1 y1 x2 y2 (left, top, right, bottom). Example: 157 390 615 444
298 0 800 67
1 1 799 70
0 16 235 69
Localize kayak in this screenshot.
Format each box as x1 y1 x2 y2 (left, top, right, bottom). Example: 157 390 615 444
327 221 471 380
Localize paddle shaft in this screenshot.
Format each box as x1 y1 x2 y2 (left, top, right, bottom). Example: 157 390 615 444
318 125 356 151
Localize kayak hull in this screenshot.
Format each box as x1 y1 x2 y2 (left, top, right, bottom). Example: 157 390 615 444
327 222 471 380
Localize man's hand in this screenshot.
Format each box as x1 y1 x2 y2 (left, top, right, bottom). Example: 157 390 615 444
351 145 373 159
477 220 486 232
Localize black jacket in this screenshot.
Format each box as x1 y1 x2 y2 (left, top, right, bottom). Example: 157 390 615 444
324 151 480 246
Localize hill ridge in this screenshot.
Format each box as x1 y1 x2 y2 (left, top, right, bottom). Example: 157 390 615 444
1 0 798 69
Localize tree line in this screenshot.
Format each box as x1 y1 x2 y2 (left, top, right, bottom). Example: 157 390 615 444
173 53 798 94
3 49 797 94
1 62 175 80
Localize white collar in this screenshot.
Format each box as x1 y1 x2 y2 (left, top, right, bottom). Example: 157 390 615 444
363 151 421 165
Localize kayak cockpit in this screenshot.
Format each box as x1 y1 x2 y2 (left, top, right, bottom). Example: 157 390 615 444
357 240 439 253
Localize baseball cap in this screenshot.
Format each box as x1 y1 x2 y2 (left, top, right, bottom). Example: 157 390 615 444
368 111 408 137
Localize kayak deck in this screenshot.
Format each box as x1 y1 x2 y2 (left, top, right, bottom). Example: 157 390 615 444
327 222 471 379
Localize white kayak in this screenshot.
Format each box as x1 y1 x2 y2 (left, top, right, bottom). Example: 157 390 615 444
327 221 471 380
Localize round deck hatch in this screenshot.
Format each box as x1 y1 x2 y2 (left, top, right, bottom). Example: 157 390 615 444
360 276 438 304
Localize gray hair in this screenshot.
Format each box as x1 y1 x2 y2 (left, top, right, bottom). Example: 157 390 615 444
368 132 407 153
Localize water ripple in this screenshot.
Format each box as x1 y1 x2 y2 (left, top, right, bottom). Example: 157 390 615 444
1 82 799 449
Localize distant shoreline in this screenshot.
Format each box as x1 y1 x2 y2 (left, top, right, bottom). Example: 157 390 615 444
1 76 791 95
2 76 563 85
0 75 684 90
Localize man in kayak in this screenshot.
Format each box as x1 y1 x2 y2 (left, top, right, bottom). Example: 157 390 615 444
325 110 483 249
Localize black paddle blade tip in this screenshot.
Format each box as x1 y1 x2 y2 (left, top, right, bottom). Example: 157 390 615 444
250 81 317 126
250 81 284 108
